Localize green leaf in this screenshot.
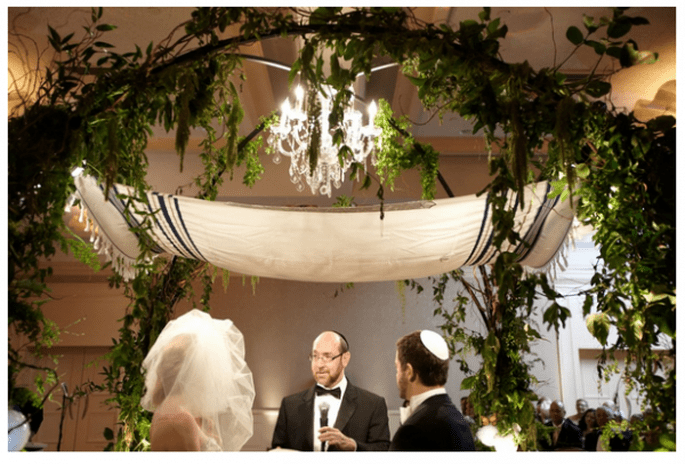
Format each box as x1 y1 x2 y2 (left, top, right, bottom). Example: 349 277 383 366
360 174 372 190
575 162 590 179
629 16 650 26
406 75 426 86
310 7 339 25
633 49 658 65
582 15 599 33
585 40 606 55
566 26 584 45
486 18 501 35
657 433 676 451
585 80 611 98
607 18 632 38
586 313 611 345
646 115 675 132
606 46 622 59
461 375 476 390
630 315 644 341
95 24 117 31
548 180 568 198
48 25 61 45
418 56 438 72
288 59 302 86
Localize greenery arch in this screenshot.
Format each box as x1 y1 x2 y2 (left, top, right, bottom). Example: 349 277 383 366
8 7 674 451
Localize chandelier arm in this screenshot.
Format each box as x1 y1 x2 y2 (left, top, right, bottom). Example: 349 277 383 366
236 54 397 108
235 54 293 72
437 171 455 198
354 62 400 78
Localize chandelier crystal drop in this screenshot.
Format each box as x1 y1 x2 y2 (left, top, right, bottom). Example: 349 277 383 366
267 85 381 197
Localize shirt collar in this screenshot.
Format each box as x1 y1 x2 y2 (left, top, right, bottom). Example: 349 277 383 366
409 387 446 412
400 387 446 423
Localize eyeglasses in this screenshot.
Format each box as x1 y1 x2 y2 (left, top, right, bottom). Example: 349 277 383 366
309 352 344 363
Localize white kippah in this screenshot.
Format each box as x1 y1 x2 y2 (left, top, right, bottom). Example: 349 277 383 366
420 330 449 361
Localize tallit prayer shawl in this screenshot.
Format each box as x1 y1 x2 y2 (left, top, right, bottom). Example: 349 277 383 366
70 175 575 282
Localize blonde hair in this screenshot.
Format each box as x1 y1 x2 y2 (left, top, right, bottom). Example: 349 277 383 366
153 333 194 405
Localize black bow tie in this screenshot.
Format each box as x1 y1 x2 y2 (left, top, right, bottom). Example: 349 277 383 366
315 385 341 399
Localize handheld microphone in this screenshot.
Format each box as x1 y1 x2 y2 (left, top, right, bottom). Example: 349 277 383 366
319 402 329 451
319 401 329 427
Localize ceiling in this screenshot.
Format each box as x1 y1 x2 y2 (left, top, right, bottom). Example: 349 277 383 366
8 6 676 199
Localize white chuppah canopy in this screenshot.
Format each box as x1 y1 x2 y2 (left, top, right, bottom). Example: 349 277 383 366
70 175 576 283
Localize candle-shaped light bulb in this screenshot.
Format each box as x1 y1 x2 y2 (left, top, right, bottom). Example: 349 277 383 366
368 101 378 124
295 85 304 109
279 100 291 128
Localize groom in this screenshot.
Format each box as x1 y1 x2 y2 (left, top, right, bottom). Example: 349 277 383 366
390 330 475 451
271 331 390 451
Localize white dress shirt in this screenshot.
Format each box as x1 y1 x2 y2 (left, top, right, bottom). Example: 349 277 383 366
313 376 348 451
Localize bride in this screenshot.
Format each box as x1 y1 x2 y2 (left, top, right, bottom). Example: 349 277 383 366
141 309 255 451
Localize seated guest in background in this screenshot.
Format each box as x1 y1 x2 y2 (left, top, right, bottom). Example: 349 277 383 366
579 408 597 444
539 400 583 450
602 400 617 411
390 330 475 451
271 331 390 451
568 398 589 426
602 400 622 419
584 405 632 451
536 397 552 423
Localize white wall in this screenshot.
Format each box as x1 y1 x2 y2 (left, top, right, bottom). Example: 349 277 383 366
555 235 652 418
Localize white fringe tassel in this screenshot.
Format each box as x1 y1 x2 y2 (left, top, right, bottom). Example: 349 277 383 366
70 190 142 282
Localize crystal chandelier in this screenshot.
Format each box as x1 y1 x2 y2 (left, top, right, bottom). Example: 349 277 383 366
267 85 381 197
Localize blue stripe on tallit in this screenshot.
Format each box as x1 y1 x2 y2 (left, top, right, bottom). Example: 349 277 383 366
153 194 208 262
513 184 552 255
152 193 201 260
516 184 560 263
470 191 521 266
143 194 182 256
171 197 207 262
463 193 492 266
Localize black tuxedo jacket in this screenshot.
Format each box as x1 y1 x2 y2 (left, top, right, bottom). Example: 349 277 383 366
389 393 475 451
540 418 583 450
271 381 391 451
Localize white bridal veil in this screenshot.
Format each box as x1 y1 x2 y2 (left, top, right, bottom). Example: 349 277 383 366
141 309 255 451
